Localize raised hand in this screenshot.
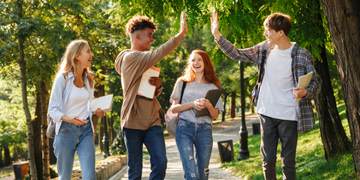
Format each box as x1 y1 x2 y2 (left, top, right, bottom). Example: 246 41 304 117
210 11 221 39
180 11 188 36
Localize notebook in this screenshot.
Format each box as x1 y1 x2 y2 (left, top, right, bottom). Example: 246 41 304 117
91 94 114 113
195 88 224 117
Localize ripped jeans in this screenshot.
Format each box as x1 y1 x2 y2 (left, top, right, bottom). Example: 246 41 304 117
176 118 213 180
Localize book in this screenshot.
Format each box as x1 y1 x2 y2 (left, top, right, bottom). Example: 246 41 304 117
137 66 161 99
295 71 313 102
91 94 113 113
195 88 224 117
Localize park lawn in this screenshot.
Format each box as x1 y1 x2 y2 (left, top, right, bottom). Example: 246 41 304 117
221 103 357 180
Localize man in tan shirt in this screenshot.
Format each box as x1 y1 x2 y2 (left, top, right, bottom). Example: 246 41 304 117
115 12 187 179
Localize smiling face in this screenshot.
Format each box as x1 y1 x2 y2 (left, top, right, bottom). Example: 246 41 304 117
263 26 282 45
76 43 93 70
189 52 205 74
136 27 155 51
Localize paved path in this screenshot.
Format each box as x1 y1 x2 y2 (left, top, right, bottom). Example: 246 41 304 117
0 114 260 180
117 114 260 180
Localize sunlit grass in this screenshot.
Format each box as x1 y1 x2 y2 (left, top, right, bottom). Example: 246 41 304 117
0 171 14 178
221 103 356 180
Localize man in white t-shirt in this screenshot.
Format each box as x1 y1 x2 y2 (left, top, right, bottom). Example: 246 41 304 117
211 12 322 180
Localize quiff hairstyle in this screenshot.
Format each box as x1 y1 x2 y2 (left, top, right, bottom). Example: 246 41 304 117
126 15 157 36
264 13 292 36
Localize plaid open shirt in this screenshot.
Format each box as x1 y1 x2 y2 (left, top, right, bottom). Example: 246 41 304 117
215 36 322 133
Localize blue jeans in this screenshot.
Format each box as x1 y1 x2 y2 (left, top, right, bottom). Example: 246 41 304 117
54 120 96 180
176 118 213 180
123 126 167 180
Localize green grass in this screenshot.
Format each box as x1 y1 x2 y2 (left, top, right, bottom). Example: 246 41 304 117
221 103 356 180
0 171 14 178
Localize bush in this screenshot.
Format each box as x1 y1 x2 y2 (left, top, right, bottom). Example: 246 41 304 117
50 167 58 178
110 130 127 155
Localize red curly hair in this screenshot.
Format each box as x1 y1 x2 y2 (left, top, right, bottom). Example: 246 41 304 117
179 50 220 88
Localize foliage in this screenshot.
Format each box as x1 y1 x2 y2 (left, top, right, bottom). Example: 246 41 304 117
50 167 58 178
110 129 126 155
0 77 31 152
221 103 355 180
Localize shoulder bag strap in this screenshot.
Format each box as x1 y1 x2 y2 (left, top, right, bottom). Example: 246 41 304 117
179 81 187 104
258 41 270 84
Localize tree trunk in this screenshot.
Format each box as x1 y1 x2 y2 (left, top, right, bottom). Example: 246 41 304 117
4 147 10 166
230 92 236 118
311 0 351 160
99 122 104 152
321 0 360 176
222 93 228 122
110 115 114 143
33 91 42 180
0 147 3 167
314 45 351 159
94 70 105 151
41 81 50 180
17 1 37 179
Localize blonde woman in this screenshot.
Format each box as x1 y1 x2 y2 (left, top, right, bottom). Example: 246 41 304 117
48 39 104 180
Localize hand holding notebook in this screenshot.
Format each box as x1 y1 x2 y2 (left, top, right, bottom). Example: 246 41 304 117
195 89 224 117
91 94 114 113
295 71 313 102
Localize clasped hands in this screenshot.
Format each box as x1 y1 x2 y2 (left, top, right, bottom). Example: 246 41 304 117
193 98 212 111
70 108 105 126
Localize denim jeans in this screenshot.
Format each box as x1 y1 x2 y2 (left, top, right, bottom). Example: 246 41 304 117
54 119 96 180
123 126 167 180
176 118 213 180
259 114 298 180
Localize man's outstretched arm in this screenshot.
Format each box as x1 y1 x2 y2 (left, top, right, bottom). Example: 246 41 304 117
211 11 260 64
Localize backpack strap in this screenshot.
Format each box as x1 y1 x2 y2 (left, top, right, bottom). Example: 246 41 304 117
179 81 187 104
258 41 270 84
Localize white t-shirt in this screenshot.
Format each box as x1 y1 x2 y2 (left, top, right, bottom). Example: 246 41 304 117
63 84 90 120
256 43 299 121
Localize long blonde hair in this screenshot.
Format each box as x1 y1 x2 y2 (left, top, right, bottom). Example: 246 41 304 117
58 39 94 88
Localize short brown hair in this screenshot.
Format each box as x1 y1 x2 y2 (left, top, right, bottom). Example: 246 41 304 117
264 13 292 36
126 15 157 36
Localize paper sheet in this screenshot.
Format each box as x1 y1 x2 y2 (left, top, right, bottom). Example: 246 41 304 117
295 71 313 102
91 94 113 113
137 66 161 99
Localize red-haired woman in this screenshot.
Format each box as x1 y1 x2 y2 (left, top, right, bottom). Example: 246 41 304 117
170 50 224 180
